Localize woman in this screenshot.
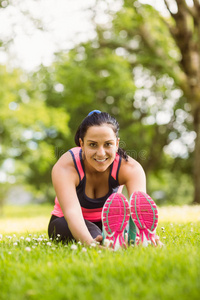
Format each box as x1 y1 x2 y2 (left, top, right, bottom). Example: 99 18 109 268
48 110 160 249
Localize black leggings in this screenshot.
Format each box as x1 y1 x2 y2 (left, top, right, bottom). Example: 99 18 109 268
48 215 102 243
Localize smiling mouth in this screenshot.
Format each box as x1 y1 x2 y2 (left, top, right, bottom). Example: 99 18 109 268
94 158 108 162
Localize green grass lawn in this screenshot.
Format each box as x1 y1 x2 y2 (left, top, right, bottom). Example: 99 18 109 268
0 204 200 300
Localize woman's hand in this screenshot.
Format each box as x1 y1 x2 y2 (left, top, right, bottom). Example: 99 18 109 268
94 235 103 244
92 235 114 251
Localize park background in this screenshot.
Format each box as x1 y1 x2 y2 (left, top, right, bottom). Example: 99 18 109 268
1 0 200 208
1 1 200 300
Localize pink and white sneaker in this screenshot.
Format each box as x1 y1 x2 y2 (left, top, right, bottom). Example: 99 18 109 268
129 191 158 246
102 193 130 251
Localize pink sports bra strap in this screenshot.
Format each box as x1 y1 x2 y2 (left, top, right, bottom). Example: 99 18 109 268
70 147 84 180
111 153 120 180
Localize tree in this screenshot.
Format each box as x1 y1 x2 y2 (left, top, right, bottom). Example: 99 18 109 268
0 64 70 203
92 0 199 203
33 38 191 202
162 0 200 203
136 0 200 203
26 0 194 204
1 0 198 204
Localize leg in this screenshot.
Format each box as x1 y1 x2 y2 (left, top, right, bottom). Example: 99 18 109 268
48 215 73 242
86 220 102 239
48 215 102 243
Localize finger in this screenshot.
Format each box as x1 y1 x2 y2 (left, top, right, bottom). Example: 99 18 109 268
94 235 103 243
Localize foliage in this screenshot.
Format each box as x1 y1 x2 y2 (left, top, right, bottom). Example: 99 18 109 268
1 0 198 204
94 0 198 201
0 65 70 202
29 2 194 203
150 171 194 205
117 0 200 203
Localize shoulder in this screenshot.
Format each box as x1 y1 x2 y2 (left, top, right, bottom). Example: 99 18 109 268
118 155 146 185
52 150 79 187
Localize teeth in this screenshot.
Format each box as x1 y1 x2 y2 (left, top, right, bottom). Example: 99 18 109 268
95 159 106 162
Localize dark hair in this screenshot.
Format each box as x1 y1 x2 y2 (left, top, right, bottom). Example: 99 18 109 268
75 112 128 161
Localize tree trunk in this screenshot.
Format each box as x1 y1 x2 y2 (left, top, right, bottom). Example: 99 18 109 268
163 0 200 203
193 105 200 203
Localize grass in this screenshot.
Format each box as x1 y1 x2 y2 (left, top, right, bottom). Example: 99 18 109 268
0 204 200 300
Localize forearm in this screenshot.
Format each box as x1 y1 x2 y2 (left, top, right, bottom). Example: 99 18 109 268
65 210 94 245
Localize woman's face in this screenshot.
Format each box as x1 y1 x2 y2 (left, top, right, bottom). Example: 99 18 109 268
79 124 119 173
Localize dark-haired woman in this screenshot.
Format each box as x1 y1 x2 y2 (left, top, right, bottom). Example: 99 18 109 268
48 110 162 250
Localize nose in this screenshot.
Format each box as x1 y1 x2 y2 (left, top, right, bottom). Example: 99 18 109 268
96 146 106 157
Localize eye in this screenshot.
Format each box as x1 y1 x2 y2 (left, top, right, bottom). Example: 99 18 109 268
89 143 97 147
105 142 112 147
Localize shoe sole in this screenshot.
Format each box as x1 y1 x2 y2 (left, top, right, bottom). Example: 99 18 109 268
130 191 158 246
102 193 130 250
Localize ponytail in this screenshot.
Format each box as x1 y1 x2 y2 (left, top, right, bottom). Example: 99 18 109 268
117 147 128 161
74 125 81 146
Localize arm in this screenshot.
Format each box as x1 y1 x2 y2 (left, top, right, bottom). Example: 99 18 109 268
118 156 146 197
52 152 94 245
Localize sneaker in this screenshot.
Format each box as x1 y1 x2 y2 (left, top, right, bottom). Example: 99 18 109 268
102 193 130 250
129 191 158 246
